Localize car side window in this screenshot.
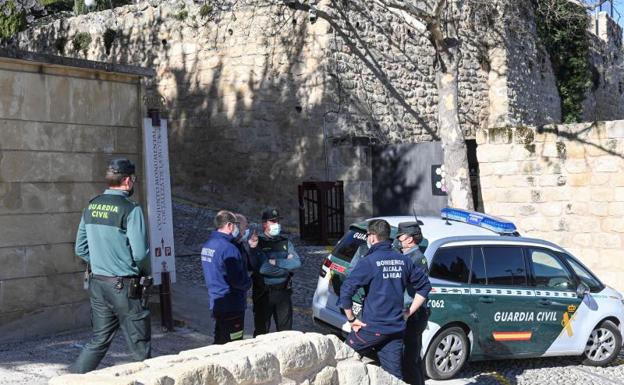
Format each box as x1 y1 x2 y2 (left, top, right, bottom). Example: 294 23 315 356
562 253 603 292
429 246 472 284
471 249 487 285
527 248 574 290
331 230 367 263
481 246 527 286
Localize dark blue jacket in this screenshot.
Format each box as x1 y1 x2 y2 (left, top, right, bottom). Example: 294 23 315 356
339 241 431 334
201 231 251 314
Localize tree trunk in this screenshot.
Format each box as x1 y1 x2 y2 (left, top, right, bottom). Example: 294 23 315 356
436 46 474 210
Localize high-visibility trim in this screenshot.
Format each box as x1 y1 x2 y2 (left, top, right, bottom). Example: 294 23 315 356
429 286 576 298
330 262 346 273
229 330 244 340
492 331 533 341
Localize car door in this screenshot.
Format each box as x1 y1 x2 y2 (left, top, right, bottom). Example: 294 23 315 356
427 245 476 329
526 247 582 355
472 245 541 358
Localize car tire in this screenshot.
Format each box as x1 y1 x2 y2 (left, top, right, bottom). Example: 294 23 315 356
424 326 469 380
582 320 622 366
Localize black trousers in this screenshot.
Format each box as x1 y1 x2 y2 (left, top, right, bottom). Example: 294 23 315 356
213 311 245 345
253 286 293 336
403 307 429 385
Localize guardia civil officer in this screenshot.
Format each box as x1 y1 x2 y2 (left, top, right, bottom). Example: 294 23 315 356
201 210 251 344
339 219 431 380
249 208 301 335
70 159 150 374
397 221 429 385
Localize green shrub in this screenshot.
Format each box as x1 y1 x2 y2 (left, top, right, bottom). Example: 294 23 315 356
199 3 212 18
72 31 92 55
533 0 591 123
175 9 188 20
0 1 26 40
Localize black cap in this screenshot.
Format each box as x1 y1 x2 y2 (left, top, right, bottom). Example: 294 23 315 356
397 221 422 237
261 208 281 222
107 158 135 176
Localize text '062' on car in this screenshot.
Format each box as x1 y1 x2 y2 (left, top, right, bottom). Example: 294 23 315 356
311 208 624 380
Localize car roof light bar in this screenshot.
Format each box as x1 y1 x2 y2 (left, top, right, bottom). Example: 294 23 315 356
441 207 517 234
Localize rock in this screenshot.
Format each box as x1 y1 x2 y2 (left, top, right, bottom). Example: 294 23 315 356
336 359 369 385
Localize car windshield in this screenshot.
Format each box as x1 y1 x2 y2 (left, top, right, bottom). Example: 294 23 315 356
331 229 368 263
561 252 604 292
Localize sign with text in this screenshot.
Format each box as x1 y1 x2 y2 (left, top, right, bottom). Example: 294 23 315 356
143 118 176 285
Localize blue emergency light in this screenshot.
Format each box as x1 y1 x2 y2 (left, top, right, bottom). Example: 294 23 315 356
441 207 517 234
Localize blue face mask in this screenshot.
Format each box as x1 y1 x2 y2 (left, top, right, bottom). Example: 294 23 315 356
241 228 250 241
232 225 240 238
269 223 281 237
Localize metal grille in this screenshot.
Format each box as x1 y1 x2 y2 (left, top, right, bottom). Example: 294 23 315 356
298 181 344 244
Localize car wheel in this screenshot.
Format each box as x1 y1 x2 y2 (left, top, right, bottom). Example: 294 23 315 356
582 320 622 366
424 326 469 380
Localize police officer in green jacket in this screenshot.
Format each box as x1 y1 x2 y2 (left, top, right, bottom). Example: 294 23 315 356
249 208 301 335
397 221 429 385
70 159 150 373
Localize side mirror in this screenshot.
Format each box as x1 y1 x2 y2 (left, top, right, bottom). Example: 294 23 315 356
576 282 590 298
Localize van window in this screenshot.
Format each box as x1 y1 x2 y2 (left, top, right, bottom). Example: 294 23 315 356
562 253 604 292
481 246 527 286
429 246 472 284
527 248 574 290
331 230 368 263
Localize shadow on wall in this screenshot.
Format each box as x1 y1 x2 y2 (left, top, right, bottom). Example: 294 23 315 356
16 0 493 222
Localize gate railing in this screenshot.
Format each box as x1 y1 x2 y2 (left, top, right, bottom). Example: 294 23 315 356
298 181 344 244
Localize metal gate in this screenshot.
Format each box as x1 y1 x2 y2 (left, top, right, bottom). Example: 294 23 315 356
298 181 344 244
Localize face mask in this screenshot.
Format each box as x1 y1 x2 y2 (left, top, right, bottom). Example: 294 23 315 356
232 225 240 238
126 186 134 197
241 229 250 241
269 223 281 237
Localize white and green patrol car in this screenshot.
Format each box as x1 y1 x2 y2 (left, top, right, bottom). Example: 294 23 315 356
311 208 624 380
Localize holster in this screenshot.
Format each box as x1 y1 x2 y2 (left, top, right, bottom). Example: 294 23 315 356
127 277 142 299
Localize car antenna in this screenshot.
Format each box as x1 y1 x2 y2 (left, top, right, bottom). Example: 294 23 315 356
412 206 423 226
442 207 451 226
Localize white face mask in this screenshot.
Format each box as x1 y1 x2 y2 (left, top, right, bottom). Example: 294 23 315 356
269 223 281 236
232 224 240 238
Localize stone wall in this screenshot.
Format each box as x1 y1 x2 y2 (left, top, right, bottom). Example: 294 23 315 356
0 51 146 342
15 0 624 225
584 12 624 122
50 331 406 385
13 0 502 223
477 121 624 290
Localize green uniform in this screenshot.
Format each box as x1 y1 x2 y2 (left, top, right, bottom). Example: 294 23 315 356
70 189 151 373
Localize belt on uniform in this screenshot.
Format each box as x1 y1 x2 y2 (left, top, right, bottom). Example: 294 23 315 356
266 281 289 290
92 274 139 283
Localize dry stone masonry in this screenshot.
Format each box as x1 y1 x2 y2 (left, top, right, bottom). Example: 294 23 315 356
477 120 624 290
49 331 407 385
15 1 624 223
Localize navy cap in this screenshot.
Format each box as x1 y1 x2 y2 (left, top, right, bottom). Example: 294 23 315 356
397 221 422 237
107 158 135 175
261 208 281 221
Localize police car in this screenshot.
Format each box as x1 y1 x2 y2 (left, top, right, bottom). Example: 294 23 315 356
312 208 624 380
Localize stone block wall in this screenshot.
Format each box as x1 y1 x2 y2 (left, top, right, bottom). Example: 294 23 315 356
477 121 624 290
50 331 406 385
15 0 624 226
0 54 145 342
14 0 497 223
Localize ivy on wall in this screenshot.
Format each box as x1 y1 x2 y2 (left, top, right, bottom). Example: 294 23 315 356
0 1 26 40
533 0 592 123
